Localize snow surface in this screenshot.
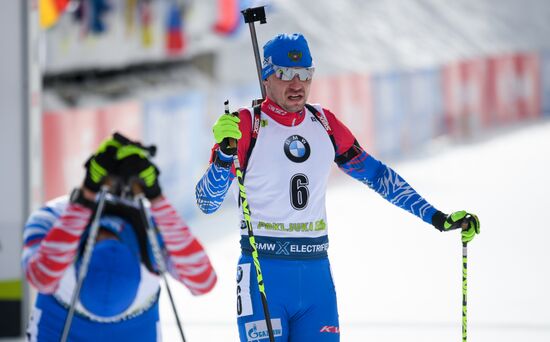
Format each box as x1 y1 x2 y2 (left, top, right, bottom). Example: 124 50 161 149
159 118 550 341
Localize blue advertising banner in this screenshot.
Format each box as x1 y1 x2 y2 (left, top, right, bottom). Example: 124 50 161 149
404 68 444 149
371 71 406 159
371 68 443 159
143 92 208 219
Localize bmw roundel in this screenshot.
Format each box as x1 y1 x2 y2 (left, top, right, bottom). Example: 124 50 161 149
284 135 310 163
236 266 243 283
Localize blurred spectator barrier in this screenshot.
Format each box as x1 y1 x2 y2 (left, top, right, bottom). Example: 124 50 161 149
42 51 547 218
542 50 550 117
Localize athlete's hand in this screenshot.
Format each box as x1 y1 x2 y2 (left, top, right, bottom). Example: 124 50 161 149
83 137 122 192
213 114 241 155
117 145 162 200
432 210 480 243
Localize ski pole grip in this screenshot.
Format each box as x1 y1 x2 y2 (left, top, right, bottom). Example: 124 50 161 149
113 132 157 157
461 215 472 231
241 6 266 24
241 7 267 99
461 215 471 247
224 100 238 149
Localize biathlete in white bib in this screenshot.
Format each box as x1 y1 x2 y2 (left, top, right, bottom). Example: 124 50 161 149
195 33 480 342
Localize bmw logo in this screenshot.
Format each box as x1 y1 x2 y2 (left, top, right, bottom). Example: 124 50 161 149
236 266 243 283
284 135 310 163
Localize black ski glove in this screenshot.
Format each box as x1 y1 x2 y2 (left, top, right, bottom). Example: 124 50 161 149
83 138 122 192
116 145 162 199
432 210 480 243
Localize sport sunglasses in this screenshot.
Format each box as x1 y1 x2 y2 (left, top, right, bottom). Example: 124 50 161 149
272 65 315 81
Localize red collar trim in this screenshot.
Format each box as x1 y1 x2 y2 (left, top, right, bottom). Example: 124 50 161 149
260 97 306 127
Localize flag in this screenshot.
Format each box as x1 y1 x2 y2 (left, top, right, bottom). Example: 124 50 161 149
166 3 185 55
39 0 70 29
213 0 242 35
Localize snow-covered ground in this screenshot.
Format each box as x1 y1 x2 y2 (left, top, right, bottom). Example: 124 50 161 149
159 118 550 341
5 119 547 342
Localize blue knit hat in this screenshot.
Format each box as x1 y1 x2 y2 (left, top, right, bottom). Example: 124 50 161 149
262 33 313 80
79 239 141 317
78 216 141 317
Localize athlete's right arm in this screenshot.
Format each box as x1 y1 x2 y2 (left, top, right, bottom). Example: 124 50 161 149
22 199 92 293
195 151 235 214
195 109 252 214
22 137 119 293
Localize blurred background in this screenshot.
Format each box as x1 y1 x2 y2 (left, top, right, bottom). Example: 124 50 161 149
1 0 550 340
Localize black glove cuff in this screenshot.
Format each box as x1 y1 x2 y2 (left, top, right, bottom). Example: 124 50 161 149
69 188 96 210
83 178 101 193
432 210 448 231
144 184 162 200
213 151 233 168
219 139 237 156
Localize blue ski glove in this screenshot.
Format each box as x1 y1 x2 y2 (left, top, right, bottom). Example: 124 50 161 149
432 210 480 243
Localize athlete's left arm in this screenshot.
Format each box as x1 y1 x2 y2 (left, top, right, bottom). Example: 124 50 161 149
150 197 217 295
325 109 439 224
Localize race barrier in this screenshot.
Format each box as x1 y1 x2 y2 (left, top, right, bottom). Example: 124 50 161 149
443 53 541 138
541 50 550 116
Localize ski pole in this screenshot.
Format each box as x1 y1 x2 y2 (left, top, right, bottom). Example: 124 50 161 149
136 194 187 342
462 241 468 342
235 8 274 340
225 100 275 342
241 6 267 102
61 186 109 342
460 217 472 342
